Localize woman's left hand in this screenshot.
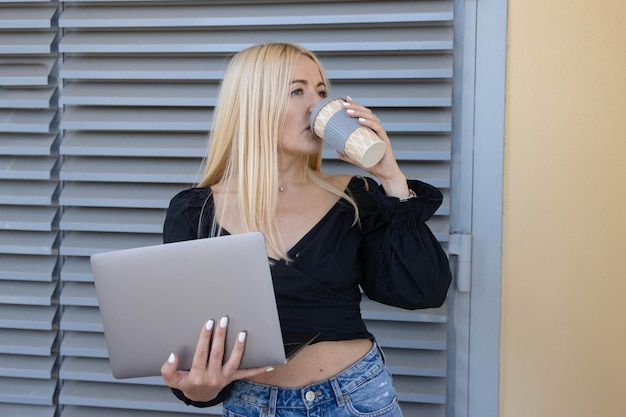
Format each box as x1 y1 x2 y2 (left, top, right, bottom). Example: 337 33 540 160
337 97 410 198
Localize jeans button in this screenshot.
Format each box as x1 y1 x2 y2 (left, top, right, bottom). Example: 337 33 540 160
305 390 316 402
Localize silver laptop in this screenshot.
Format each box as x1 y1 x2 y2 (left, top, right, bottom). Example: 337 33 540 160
90 232 318 379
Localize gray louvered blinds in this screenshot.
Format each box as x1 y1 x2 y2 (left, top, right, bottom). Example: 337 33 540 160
1 1 454 416
0 1 61 417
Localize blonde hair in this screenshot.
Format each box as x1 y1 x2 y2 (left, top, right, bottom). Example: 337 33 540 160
198 43 355 260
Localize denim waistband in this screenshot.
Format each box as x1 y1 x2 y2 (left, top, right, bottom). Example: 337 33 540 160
229 341 385 410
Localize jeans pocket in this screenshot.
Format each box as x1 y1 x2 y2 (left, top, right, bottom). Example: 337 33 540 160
223 397 265 417
343 368 401 417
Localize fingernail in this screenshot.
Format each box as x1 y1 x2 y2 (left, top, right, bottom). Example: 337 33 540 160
206 319 214 330
342 101 350 106
266 367 275 372
346 95 352 101
238 331 246 342
168 353 175 364
220 316 228 328
358 118 367 122
346 109 355 114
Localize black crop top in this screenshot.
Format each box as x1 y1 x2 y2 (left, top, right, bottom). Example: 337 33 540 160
164 176 451 407
163 176 451 340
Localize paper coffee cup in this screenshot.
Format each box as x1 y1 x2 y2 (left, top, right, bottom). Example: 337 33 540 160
310 97 386 168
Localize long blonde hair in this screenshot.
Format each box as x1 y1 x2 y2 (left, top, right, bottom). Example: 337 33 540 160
198 43 355 260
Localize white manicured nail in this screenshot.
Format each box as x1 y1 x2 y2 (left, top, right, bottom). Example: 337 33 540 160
168 353 175 364
220 316 228 328
206 319 214 330
346 109 355 114
238 332 246 342
266 367 275 372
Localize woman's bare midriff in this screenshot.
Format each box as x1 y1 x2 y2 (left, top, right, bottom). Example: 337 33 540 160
247 339 373 387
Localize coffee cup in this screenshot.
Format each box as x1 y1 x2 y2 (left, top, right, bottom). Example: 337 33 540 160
310 97 386 168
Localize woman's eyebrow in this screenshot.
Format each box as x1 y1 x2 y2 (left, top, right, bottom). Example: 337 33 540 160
291 79 326 88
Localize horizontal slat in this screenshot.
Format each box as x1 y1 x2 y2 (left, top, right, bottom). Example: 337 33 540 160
60 55 452 80
60 331 107 358
59 380 213 414
58 27 452 54
0 230 58 255
0 156 58 180
60 207 165 234
60 281 97 307
0 404 55 417
0 31 57 54
60 132 207 157
60 231 161 257
60 107 449 132
0 180 58 206
0 6 57 29
59 2 452 28
383 348 447 377
368 321 447 350
59 82 450 108
0 109 57 133
398 402 444 417
60 256 94 283
0 329 56 355
0 353 56 379
60 357 163 386
59 182 182 209
0 254 57 281
323 54 453 80
0 376 56 405
60 306 102 332
0 87 57 109
60 83 219 107
361 298 447 323
0 133 58 155
60 156 199 184
388 135 450 161
0 205 58 231
60 107 211 131
59 133 449 163
62 404 209 417
0 304 57 330
394 375 446 404
334 84 452 108
0 280 56 305
0 57 57 86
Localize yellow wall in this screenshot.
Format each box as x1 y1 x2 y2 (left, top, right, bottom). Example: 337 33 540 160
501 1 626 416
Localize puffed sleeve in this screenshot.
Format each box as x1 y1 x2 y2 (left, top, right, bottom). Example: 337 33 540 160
163 187 212 243
354 177 451 310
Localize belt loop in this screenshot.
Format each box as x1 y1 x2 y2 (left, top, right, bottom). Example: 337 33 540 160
268 386 278 417
330 377 345 406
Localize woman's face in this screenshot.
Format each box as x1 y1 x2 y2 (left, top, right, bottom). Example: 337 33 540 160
278 55 328 159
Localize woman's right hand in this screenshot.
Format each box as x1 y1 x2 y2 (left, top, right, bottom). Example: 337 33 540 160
161 316 274 402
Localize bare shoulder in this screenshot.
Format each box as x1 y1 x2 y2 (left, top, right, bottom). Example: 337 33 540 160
318 173 353 190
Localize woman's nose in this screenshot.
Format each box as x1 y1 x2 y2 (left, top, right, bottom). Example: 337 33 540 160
308 92 323 112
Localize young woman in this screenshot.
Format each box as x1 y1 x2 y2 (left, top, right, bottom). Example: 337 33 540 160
160 42 451 417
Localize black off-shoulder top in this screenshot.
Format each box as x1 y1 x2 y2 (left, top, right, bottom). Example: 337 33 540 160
163 176 451 407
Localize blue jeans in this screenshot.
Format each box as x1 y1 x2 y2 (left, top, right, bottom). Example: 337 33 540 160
223 342 402 417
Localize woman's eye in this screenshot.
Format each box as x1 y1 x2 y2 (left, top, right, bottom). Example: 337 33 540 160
318 91 328 98
291 89 303 96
